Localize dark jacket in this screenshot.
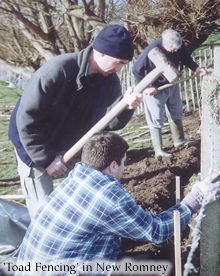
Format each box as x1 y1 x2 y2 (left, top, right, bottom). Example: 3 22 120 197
132 37 199 87
9 46 133 168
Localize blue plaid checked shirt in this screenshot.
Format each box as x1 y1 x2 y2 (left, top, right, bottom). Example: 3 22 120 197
15 162 192 276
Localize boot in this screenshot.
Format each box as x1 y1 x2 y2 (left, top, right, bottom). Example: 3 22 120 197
169 119 198 147
150 127 172 158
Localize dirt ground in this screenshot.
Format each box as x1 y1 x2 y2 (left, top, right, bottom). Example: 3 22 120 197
118 110 201 275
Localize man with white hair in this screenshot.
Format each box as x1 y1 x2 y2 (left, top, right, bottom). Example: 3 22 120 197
132 29 206 158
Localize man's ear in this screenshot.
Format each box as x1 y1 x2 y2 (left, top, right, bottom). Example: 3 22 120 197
94 49 104 57
102 160 119 178
109 160 119 175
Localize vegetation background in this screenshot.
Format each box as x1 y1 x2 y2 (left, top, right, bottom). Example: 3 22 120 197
0 2 219 275
0 0 219 72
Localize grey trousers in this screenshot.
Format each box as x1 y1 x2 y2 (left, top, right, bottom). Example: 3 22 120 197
15 151 79 219
143 84 183 128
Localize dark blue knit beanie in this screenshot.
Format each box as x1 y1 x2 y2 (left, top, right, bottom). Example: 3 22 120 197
92 25 134 61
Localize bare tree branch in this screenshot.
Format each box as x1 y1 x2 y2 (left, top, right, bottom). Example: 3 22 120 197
127 0 220 55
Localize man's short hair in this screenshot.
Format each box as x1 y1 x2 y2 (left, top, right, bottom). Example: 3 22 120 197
162 29 182 50
81 132 129 171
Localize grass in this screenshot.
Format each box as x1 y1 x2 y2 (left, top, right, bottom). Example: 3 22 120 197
192 30 220 68
197 30 220 51
0 81 21 107
117 122 151 150
0 81 21 196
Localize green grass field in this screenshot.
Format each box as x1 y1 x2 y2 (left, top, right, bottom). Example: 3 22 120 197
198 30 220 51
0 81 21 195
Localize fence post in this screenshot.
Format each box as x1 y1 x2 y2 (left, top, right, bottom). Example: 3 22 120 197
200 47 220 276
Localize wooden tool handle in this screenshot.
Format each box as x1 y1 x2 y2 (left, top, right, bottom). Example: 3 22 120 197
157 74 197 92
62 99 128 164
62 68 162 164
157 68 212 92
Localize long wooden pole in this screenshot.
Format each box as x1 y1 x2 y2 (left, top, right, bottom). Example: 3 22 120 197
176 176 181 203
174 210 182 276
174 176 182 276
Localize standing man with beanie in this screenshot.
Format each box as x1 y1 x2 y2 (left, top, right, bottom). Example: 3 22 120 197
132 29 207 158
8 24 141 219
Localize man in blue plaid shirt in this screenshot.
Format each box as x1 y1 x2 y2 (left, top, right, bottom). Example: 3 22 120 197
13 132 219 276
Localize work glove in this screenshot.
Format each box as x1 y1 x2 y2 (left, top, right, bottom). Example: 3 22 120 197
182 174 220 213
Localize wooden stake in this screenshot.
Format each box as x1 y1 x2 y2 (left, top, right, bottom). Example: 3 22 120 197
174 176 182 276
174 210 182 276
176 176 181 203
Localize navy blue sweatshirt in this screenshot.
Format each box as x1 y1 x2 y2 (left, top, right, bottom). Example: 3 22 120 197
132 37 199 87
8 46 133 168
